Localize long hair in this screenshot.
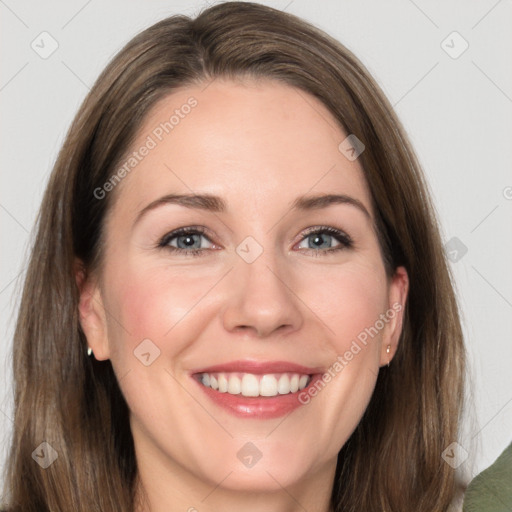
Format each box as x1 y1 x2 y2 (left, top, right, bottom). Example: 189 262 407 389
2 2 466 510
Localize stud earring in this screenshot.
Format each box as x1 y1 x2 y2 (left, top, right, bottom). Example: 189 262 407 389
386 345 391 367
87 346 93 357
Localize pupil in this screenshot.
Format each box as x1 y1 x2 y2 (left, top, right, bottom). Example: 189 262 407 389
309 233 331 249
179 235 197 248
313 234 324 247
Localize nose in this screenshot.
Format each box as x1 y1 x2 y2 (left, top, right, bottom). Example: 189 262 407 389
221 247 304 339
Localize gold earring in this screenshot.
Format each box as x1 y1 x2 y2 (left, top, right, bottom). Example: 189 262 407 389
386 345 391 367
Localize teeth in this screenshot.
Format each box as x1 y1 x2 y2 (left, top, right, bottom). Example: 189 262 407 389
227 375 241 394
277 374 290 394
260 374 277 396
218 373 228 393
199 372 311 397
241 374 259 397
290 374 299 393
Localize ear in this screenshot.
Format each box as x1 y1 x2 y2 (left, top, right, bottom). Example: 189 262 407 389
75 259 110 360
380 265 409 367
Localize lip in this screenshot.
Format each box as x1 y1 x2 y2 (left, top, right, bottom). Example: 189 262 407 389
190 359 325 375
190 359 324 419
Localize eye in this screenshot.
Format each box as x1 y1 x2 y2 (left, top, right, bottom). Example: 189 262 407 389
157 225 353 257
157 226 215 257
296 226 353 255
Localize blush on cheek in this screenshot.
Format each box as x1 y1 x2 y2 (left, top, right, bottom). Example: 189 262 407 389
111 267 217 350
118 280 159 341
319 274 387 348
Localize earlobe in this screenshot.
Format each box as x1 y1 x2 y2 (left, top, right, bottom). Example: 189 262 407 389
75 259 110 360
380 265 409 367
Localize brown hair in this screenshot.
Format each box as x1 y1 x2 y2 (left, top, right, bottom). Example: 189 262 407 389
2 2 467 510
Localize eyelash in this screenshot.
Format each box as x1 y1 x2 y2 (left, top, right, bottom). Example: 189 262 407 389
157 225 353 257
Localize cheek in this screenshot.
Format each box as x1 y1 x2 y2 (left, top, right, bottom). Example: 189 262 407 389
103 259 217 357
303 262 389 357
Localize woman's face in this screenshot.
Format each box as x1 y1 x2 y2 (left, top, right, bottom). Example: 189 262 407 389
79 79 408 504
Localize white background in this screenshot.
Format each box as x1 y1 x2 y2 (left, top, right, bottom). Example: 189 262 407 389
1 0 511 487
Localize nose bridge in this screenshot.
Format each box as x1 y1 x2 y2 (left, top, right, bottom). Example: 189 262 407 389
221 235 303 337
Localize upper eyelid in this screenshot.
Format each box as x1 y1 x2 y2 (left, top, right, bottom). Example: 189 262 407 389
159 226 211 246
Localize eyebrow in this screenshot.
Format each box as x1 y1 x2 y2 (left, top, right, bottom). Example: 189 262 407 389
133 192 371 226
291 193 371 218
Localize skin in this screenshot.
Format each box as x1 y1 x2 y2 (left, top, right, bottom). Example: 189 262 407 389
77 78 409 512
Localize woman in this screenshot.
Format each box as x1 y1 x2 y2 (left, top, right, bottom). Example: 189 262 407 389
2 2 467 511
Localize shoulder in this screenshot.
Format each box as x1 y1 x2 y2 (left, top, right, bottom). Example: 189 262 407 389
462 441 512 511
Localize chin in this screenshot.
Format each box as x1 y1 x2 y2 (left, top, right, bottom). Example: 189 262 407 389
215 462 310 492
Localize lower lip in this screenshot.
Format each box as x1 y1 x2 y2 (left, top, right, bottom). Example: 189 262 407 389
192 374 321 419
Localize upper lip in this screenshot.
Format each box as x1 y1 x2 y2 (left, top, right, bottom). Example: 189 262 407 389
191 359 324 375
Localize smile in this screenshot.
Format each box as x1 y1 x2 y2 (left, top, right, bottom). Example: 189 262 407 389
191 360 324 419
199 371 311 397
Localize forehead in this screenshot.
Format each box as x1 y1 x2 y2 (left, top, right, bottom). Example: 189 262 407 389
108 78 373 222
